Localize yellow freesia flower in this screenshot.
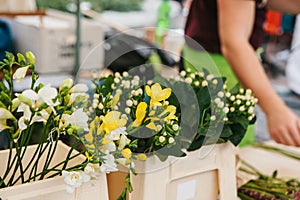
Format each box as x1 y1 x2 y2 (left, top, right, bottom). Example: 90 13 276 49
135 153 147 161
111 92 120 108
159 105 178 122
122 148 132 159
145 83 171 108
132 102 147 127
100 111 127 134
85 152 94 161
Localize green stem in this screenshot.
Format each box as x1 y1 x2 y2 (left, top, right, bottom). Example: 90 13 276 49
25 150 86 182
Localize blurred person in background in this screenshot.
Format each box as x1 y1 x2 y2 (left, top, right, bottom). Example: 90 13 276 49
181 0 300 146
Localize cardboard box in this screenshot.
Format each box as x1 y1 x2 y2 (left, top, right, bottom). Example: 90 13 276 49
5 9 104 74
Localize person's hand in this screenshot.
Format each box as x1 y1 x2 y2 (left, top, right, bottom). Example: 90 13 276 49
266 104 300 146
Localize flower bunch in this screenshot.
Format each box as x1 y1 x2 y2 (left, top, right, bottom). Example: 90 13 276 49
168 69 257 151
0 52 90 188
238 159 300 200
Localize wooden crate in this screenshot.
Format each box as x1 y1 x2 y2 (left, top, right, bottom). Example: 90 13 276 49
0 141 108 200
108 141 238 200
237 141 300 187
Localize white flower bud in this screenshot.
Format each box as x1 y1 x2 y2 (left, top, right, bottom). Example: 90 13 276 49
202 80 208 86
217 91 224 98
197 72 204 77
94 94 99 99
180 71 186 77
168 137 175 144
214 98 221 104
98 103 104 110
185 77 193 84
126 100 133 107
159 136 166 143
212 79 218 85
239 106 245 111
210 115 216 121
223 107 229 114
122 71 129 77
125 107 131 114
194 81 200 86
172 124 179 131
206 74 214 81
92 103 98 109
217 102 224 108
248 106 254 114
230 96 235 101
114 77 120 83
156 125 162 131
133 100 138 106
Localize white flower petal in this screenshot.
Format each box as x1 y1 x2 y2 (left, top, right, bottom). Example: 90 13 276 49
13 66 29 81
70 84 88 93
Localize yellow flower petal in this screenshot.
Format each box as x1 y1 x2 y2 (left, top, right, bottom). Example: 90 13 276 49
132 102 147 127
160 105 178 122
101 111 127 133
122 148 132 159
135 154 147 161
145 85 151 97
147 83 172 108
146 121 157 131
111 92 120 108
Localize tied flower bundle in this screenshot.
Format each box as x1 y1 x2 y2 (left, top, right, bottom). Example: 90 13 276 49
0 52 92 193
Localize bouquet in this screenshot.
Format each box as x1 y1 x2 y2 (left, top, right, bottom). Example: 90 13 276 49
0 52 257 199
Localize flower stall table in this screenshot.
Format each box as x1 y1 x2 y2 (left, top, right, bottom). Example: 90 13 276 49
0 141 109 200
108 141 238 200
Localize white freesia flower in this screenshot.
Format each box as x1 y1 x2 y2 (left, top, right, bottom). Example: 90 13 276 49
11 98 20 112
100 151 118 173
60 108 89 131
62 171 90 194
106 127 127 141
0 108 15 132
31 110 50 123
84 163 101 178
37 84 58 109
17 85 58 111
104 141 116 152
70 84 88 93
13 66 29 82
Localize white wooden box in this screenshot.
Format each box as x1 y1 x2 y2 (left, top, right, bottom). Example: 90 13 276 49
0 141 108 200
3 9 104 74
108 142 238 200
